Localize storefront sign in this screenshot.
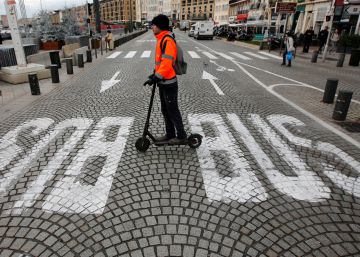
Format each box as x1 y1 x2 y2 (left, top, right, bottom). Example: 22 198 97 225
237 14 248 21
275 2 297 13
346 5 360 15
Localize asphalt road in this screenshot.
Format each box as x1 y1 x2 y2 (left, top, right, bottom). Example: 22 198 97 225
0 30 359 257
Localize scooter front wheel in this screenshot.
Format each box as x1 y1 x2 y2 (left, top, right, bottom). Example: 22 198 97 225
188 134 203 149
135 137 150 152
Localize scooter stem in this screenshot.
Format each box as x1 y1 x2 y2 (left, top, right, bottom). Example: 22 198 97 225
143 83 157 137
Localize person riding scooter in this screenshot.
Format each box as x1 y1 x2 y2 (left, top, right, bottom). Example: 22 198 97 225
143 14 187 144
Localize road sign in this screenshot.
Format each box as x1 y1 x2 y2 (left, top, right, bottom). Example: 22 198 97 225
275 2 297 13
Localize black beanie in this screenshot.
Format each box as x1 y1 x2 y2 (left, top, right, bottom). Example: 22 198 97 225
151 14 170 31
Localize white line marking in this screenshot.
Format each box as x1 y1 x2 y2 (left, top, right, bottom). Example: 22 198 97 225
202 71 224 95
141 51 151 58
244 52 269 59
107 51 122 59
217 52 235 60
229 52 252 60
258 51 283 60
188 51 201 59
202 51 218 59
124 51 137 58
176 32 360 148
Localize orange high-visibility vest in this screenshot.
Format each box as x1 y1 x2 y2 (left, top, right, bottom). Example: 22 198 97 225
154 31 177 81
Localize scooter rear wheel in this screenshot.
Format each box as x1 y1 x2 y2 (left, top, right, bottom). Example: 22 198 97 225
135 137 150 152
188 134 202 149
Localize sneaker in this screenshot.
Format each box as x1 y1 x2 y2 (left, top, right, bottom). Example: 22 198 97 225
155 135 173 142
168 138 187 145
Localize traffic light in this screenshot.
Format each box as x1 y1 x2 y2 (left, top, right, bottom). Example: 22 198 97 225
87 3 92 16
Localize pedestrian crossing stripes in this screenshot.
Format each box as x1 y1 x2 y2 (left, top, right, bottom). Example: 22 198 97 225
244 52 269 60
229 52 252 60
106 50 282 62
107 51 122 59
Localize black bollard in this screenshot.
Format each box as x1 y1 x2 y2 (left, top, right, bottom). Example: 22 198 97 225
95 47 98 59
66 58 73 74
332 90 353 121
322 79 339 103
78 54 84 68
311 50 318 63
86 49 92 63
50 64 60 83
28 73 41 95
49 51 61 68
336 53 345 67
349 49 360 66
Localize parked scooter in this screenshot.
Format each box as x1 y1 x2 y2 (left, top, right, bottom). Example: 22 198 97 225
267 35 282 50
236 31 253 41
227 30 236 41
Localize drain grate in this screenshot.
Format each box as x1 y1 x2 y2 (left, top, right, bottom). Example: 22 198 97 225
336 121 360 133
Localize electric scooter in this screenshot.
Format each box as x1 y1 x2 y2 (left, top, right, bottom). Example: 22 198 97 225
135 83 203 152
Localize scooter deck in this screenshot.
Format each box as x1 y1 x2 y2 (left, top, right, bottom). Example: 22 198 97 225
153 140 188 146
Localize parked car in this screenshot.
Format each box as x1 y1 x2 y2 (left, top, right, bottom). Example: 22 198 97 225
188 25 195 37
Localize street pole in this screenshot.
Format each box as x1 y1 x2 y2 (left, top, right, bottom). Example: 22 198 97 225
355 13 360 35
93 0 101 34
129 0 134 33
5 0 27 67
322 0 336 62
40 0 43 10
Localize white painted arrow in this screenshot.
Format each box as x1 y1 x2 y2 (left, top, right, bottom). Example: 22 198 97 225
100 72 120 93
202 71 224 96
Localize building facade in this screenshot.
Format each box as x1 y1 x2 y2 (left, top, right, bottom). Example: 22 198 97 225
89 0 137 22
171 0 181 20
214 0 229 25
180 0 215 20
145 0 163 20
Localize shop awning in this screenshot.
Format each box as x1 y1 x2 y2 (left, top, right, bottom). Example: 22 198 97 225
237 14 248 21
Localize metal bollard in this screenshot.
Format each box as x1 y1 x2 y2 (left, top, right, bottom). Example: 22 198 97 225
100 39 103 55
50 64 60 83
66 58 73 74
332 90 353 121
49 51 61 68
311 50 318 63
78 54 84 68
95 47 98 59
336 53 345 67
322 79 339 103
86 49 92 63
28 73 41 95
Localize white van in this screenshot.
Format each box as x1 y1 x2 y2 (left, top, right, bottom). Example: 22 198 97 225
193 21 214 40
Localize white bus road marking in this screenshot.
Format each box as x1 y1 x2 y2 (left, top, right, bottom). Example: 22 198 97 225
100 71 121 93
244 52 269 59
188 114 268 203
188 51 201 59
107 51 122 59
258 51 283 60
141 51 151 58
202 71 224 95
202 51 218 59
216 52 235 60
124 51 137 58
229 52 252 60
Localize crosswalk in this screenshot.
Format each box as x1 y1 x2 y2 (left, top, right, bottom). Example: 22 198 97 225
106 50 282 62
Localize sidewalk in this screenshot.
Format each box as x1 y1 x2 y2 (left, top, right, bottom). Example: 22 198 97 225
0 51 106 122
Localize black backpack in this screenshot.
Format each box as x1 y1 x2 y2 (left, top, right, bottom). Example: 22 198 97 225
160 34 187 75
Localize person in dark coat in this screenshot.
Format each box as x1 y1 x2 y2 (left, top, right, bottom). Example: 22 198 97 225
303 27 314 53
318 26 329 53
0 32 3 45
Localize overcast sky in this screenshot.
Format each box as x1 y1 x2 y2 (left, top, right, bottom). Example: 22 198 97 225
1 0 93 18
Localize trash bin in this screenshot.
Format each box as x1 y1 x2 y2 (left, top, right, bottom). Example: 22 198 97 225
28 73 40 95
332 90 353 121
349 49 360 66
323 79 338 103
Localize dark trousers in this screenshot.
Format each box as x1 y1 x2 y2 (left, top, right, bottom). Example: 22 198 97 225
303 39 311 53
318 41 325 53
282 50 291 66
159 82 187 139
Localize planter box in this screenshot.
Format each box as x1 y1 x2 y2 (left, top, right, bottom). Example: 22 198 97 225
65 35 90 47
40 41 64 51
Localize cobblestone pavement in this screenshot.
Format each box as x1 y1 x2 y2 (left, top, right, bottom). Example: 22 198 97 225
0 30 360 257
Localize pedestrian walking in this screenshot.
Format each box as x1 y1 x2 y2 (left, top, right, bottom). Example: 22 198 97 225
318 26 329 54
105 30 113 50
0 31 3 45
281 32 295 67
143 14 187 144
303 27 314 53
184 26 187 33
329 28 340 54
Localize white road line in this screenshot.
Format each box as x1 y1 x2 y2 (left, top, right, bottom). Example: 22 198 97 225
107 51 122 59
244 52 269 60
188 51 201 59
229 52 252 60
124 51 137 58
202 51 218 59
141 51 151 58
176 32 360 149
258 51 283 60
217 52 235 60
